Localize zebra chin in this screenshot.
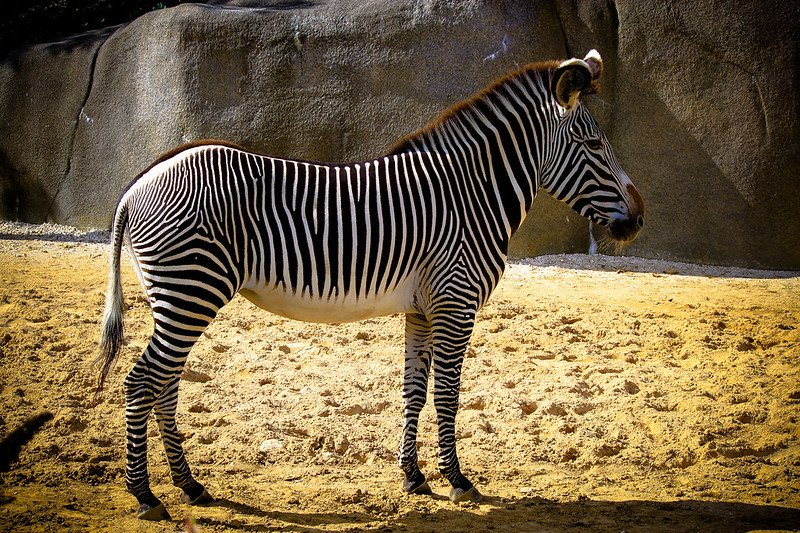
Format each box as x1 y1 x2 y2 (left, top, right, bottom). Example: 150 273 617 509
607 214 645 243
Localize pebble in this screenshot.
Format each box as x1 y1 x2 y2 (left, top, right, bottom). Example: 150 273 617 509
519 399 537 415
624 380 640 394
182 368 213 383
259 438 284 453
736 338 756 351
188 402 212 413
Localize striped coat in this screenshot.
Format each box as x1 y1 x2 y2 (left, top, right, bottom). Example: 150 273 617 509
99 49 644 520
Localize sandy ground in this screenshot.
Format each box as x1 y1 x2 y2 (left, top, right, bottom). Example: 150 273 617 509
0 222 798 532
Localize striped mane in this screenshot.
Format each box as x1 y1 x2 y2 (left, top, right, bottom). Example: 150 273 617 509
386 60 562 156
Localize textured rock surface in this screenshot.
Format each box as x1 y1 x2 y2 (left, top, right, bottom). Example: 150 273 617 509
0 0 797 268
604 1 800 268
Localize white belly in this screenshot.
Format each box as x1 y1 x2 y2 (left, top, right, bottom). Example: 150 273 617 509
239 277 417 324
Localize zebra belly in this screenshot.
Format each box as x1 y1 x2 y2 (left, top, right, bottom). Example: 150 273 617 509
238 278 417 324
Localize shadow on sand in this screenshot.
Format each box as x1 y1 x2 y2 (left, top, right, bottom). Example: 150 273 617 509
517 253 799 280
0 412 53 473
191 493 799 532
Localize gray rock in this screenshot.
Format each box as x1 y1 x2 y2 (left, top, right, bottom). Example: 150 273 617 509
0 0 797 268
604 1 800 269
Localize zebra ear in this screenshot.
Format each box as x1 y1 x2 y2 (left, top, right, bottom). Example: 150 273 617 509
552 57 593 110
583 49 603 80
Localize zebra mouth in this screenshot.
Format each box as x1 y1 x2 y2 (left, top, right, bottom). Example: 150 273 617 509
608 215 644 242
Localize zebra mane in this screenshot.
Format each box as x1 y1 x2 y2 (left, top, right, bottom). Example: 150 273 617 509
386 60 563 156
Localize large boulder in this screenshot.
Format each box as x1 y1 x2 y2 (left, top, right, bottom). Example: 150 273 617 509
606 1 799 268
1 1 583 255
0 0 797 268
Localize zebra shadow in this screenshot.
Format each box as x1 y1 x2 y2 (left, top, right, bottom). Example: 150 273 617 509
199 497 377 531
390 497 800 533
0 411 53 473
194 494 800 532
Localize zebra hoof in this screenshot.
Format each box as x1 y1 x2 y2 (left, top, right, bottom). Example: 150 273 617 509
449 485 483 504
403 479 432 495
181 488 215 506
137 502 172 521
402 470 432 495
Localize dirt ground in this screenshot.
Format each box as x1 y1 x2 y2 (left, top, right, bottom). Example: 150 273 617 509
0 223 798 532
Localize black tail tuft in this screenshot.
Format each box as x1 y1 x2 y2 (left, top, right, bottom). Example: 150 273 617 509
96 306 123 393
95 203 128 394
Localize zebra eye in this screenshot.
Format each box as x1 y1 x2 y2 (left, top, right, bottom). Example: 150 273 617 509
586 138 603 150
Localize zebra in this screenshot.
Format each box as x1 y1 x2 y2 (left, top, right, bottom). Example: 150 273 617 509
97 49 644 520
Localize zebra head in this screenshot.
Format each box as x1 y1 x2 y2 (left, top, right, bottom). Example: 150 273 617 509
541 50 645 244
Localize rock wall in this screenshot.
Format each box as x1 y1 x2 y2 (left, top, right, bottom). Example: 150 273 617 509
0 0 797 269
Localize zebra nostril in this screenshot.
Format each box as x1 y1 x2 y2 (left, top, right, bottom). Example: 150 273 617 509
608 214 643 242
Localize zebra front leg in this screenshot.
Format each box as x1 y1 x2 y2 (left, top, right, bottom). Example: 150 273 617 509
399 313 433 495
431 311 482 503
153 376 214 506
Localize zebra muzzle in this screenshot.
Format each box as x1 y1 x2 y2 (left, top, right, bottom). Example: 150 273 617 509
608 214 644 242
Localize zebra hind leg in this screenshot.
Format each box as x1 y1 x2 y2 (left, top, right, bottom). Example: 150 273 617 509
399 313 433 495
154 377 215 506
124 348 172 520
124 319 218 520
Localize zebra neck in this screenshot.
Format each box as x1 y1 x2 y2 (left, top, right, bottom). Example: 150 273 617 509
418 102 549 241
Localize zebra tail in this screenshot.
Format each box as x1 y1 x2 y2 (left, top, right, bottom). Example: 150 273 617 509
96 202 129 394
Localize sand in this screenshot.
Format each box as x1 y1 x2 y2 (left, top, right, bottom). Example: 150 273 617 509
0 222 798 532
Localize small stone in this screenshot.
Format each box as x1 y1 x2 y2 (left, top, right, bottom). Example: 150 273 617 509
545 402 567 416
334 436 350 455
519 399 537 415
355 331 373 341
197 431 216 444
182 368 213 383
736 338 756 351
259 438 284 454
560 448 579 462
624 381 640 394
188 402 212 413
